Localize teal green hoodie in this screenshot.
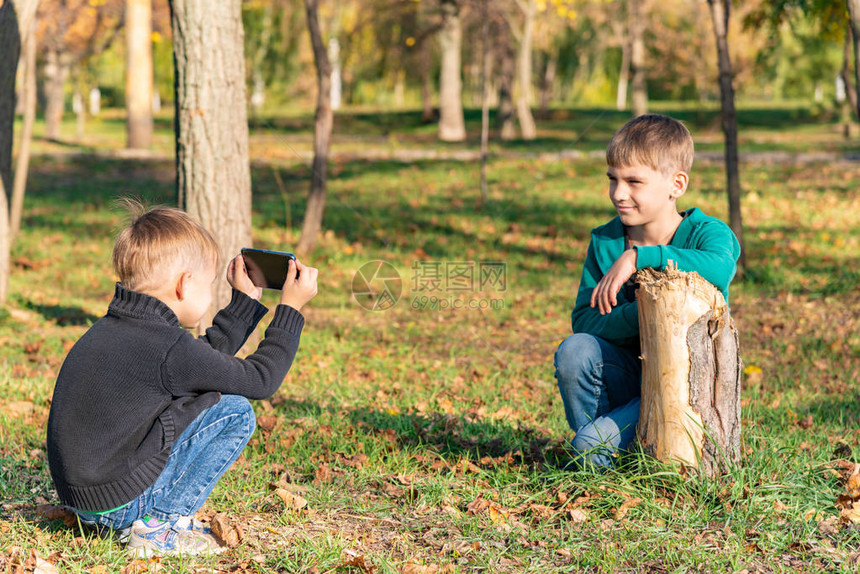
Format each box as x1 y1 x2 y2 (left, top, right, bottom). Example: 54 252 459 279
571 207 741 350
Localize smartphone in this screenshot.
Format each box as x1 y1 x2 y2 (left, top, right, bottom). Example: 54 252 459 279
241 248 297 290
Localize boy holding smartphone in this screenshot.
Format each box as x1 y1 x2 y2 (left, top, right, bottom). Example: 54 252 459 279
47 200 318 557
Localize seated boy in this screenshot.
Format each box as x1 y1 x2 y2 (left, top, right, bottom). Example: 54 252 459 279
46 200 318 556
555 114 741 468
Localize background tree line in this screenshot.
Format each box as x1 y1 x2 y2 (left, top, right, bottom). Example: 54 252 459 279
2 0 858 313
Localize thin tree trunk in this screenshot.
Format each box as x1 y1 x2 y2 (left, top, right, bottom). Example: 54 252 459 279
480 0 490 205
44 47 69 141
170 0 253 320
497 28 516 141
613 12 630 111
10 11 36 242
629 0 647 117
420 39 435 123
538 52 556 119
708 0 745 272
126 0 153 149
848 0 860 122
842 23 858 131
0 0 22 306
438 0 466 142
515 0 536 139
296 0 333 255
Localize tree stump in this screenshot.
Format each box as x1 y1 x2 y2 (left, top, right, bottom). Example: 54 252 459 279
636 263 742 476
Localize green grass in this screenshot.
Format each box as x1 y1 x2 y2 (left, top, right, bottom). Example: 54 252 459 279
1 104 859 572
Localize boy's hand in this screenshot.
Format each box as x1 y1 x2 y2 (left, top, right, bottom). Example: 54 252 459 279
227 254 263 301
591 248 637 315
280 258 318 311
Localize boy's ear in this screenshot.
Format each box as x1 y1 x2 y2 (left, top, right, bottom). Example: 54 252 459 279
174 271 192 301
670 171 689 199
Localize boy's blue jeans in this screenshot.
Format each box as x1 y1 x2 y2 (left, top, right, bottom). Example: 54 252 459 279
74 395 256 532
555 333 642 467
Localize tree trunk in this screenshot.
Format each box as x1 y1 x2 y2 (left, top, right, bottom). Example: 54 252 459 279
848 0 860 123
420 39 435 123
480 0 490 205
44 47 69 141
497 29 516 141
10 7 36 243
538 52 557 119
636 265 742 477
170 0 253 320
613 12 630 111
437 0 466 142
0 0 22 306
126 0 153 149
842 23 859 126
515 0 536 139
708 0 745 271
629 0 647 117
296 0 333 255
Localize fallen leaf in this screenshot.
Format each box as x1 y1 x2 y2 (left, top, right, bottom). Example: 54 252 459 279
341 549 375 573
256 415 279 432
210 514 243 547
36 504 73 521
466 496 491 515
568 508 588 523
275 488 308 511
488 505 508 525
614 497 643 521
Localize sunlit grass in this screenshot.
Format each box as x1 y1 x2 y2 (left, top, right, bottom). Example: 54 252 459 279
1 105 858 571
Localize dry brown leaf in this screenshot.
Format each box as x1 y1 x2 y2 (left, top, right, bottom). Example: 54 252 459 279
275 488 308 511
35 504 73 521
772 499 789 512
401 561 455 574
121 558 163 574
210 513 243 547
341 549 375 573
34 557 59 574
488 505 508 525
614 497 643 521
256 415 279 432
466 496 491 515
568 508 588 523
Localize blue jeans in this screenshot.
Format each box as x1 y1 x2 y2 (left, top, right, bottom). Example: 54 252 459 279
74 395 256 532
555 333 642 467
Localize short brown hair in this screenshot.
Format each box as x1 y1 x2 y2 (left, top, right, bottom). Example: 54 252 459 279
606 114 694 176
112 198 220 292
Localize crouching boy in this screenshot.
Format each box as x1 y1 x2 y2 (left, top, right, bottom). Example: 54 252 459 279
47 200 318 556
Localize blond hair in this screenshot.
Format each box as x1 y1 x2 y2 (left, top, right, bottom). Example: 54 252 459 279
112 198 220 292
606 114 694 176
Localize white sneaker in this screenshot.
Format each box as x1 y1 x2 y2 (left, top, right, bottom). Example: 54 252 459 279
126 516 224 558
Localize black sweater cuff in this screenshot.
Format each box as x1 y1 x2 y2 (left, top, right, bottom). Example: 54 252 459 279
270 304 305 335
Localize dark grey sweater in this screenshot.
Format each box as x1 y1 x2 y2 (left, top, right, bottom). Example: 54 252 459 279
47 283 305 512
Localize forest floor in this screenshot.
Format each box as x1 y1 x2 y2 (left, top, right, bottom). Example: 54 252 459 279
1 105 859 572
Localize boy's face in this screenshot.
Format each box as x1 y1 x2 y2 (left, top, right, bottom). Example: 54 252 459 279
606 163 687 228
174 262 218 329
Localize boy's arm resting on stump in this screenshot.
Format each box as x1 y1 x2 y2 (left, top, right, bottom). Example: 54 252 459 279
571 243 640 348
634 220 741 296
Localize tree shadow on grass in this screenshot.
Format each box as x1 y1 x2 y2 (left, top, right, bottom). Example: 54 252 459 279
272 397 571 470
17 298 100 326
